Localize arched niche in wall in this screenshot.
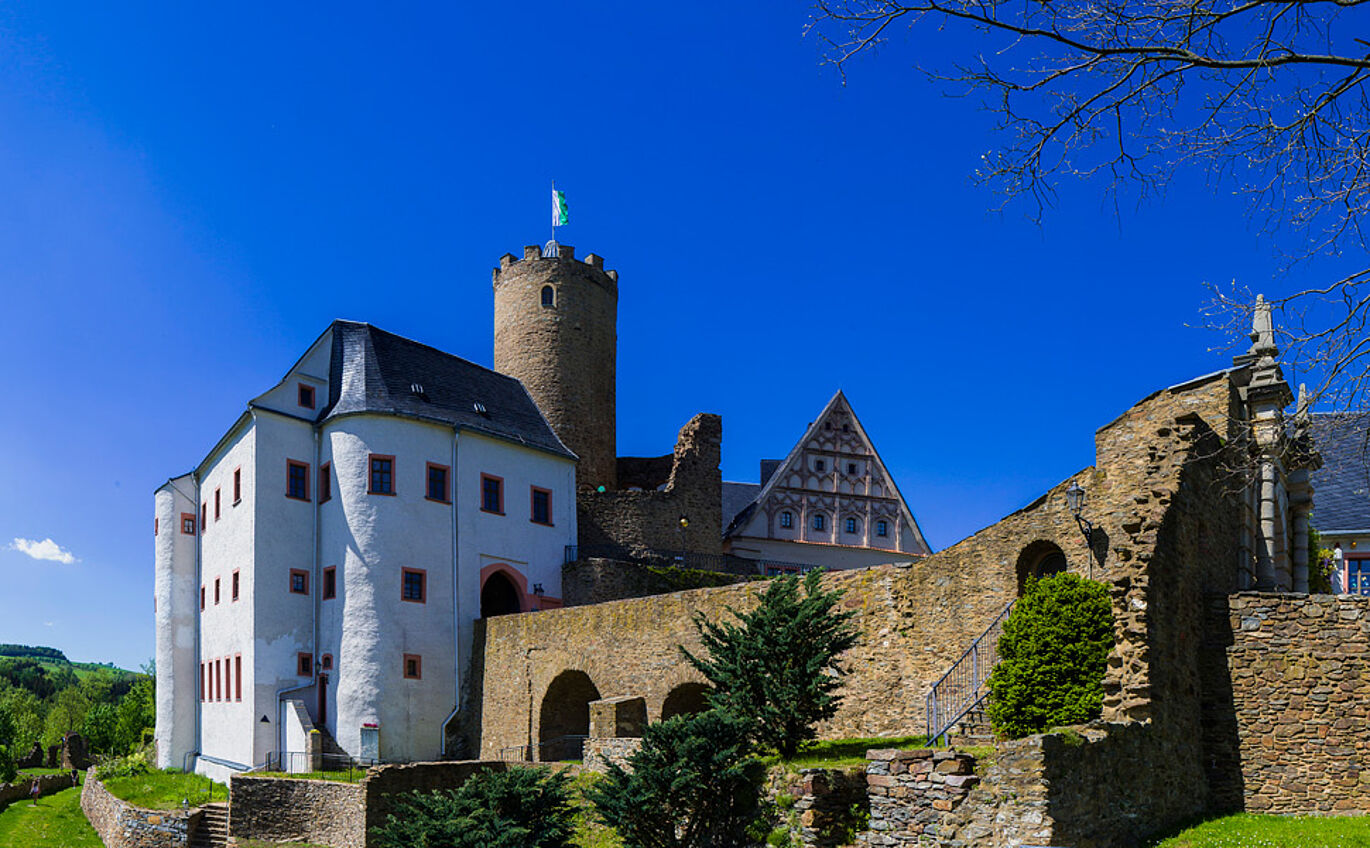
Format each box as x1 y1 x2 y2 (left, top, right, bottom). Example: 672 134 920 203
539 670 600 762
481 569 523 618
660 682 711 721
1015 540 1068 594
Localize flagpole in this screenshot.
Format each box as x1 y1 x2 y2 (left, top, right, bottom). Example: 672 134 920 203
550 179 556 247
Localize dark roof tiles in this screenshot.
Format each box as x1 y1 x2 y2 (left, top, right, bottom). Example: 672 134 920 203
1311 413 1370 533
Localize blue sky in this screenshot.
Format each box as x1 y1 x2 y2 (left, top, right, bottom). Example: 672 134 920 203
0 3 1349 670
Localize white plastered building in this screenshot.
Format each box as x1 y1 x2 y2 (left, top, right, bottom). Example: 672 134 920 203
154 320 576 780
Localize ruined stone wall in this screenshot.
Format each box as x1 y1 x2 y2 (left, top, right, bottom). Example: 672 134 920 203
862 749 983 847
0 772 73 807
229 775 365 848
362 760 507 834
768 765 868 848
81 772 199 848
1205 592 1370 814
562 557 749 606
577 413 723 556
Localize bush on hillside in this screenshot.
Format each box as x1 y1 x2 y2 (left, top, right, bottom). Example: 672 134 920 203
986 572 1115 739
586 709 766 848
370 765 575 848
96 751 151 780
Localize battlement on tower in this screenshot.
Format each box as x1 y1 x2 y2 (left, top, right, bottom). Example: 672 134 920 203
492 245 618 291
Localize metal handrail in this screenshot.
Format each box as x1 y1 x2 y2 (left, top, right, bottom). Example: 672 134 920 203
498 734 589 763
926 600 1014 746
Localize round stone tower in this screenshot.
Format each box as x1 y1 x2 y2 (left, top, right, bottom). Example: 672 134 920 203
493 243 618 490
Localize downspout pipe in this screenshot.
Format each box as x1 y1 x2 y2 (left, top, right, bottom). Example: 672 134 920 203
440 429 461 757
274 424 321 764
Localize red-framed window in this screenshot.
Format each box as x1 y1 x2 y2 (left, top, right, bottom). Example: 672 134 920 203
214 488 221 521
321 654 333 671
181 513 196 536
233 467 242 504
200 586 206 611
480 474 504 514
1346 557 1370 595
369 455 395 495
199 663 205 702
297 653 313 676
286 460 311 501
214 577 221 605
201 503 207 531
232 569 240 602
319 462 332 503
289 569 309 595
225 657 232 702
403 654 422 680
323 566 337 600
154 517 159 536
216 659 222 701
234 654 242 701
401 568 427 603
426 463 450 503
298 383 316 409
530 487 553 526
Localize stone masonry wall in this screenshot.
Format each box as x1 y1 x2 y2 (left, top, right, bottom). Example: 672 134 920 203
583 737 642 773
861 749 981 846
576 413 723 556
0 772 72 807
562 557 748 607
81 771 199 848
1206 591 1370 814
229 775 365 848
768 766 868 848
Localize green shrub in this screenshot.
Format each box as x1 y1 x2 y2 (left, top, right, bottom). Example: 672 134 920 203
586 710 766 848
682 570 859 758
0 744 16 784
986 572 1114 739
96 752 150 780
370 765 574 848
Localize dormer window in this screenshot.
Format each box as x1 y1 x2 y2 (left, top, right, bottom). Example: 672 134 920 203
298 383 316 409
541 286 555 308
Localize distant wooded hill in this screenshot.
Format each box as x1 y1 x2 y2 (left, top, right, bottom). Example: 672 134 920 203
0 644 68 662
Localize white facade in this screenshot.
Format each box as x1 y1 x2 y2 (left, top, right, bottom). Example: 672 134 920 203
155 321 577 778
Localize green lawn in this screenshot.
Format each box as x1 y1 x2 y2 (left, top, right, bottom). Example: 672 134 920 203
102 770 226 810
0 785 102 847
1150 813 1370 847
569 772 623 848
252 769 366 783
764 734 929 769
15 767 70 777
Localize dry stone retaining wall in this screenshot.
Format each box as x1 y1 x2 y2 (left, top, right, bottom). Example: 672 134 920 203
80 771 198 848
229 775 364 848
0 771 74 807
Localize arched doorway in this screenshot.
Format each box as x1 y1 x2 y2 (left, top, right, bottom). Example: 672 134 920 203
539 670 600 761
661 682 711 720
481 571 522 618
1016 540 1068 594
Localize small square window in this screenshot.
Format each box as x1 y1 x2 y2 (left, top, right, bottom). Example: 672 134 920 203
181 513 196 535
531 487 553 525
779 511 793 529
200 586 205 611
321 654 333 671
403 654 422 680
845 517 858 534
812 513 826 531
215 488 221 521
297 653 313 676
233 467 242 504
815 459 826 473
481 474 504 514
290 569 309 595
402 568 427 603
369 455 395 495
298 383 316 409
287 460 311 501
427 463 450 503
323 566 337 600
214 577 221 605
876 520 889 538
232 570 240 602
847 462 858 475
319 462 332 503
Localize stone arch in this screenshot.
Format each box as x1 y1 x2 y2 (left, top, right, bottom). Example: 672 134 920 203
480 566 525 618
539 670 600 761
660 682 711 721
1015 539 1068 594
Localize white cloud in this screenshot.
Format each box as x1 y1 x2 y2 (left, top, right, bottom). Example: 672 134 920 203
9 537 78 564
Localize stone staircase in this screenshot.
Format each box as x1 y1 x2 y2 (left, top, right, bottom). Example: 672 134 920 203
947 704 995 744
926 601 1014 745
189 802 229 848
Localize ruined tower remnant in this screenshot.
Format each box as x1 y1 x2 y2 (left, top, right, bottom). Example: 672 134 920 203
493 244 618 490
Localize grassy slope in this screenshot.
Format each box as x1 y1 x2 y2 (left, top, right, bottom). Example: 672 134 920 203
102 771 227 810
0 785 102 848
1151 814 1370 848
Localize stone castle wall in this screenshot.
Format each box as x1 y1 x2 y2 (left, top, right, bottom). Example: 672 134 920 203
493 245 618 490
80 772 199 848
576 413 724 556
0 771 73 807
562 557 750 607
229 775 365 848
1204 592 1370 815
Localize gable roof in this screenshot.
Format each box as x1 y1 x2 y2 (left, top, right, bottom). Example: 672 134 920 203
265 320 574 459
1311 413 1370 533
724 390 931 554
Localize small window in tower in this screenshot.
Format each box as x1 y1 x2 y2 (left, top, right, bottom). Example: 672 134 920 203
215 488 221 521
182 513 196 535
233 467 242 504
369 455 395 495
214 577 221 605
319 462 332 503
876 520 889 538
812 513 826 532
298 383 316 409
779 511 793 529
404 654 422 680
287 460 311 501
323 566 337 600
541 286 555 308
321 654 333 671
297 653 313 676
232 570 240 601
290 569 309 595
401 568 427 603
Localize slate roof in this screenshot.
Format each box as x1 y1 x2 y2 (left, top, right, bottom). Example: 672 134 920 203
319 320 574 459
722 482 762 533
1311 413 1370 533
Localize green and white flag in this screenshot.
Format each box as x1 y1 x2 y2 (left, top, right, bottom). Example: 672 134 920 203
552 189 569 227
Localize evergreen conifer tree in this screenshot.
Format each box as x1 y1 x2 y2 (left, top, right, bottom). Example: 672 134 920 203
371 766 575 848
681 570 859 758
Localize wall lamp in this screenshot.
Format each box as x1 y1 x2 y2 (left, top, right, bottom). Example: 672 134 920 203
1065 481 1094 547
